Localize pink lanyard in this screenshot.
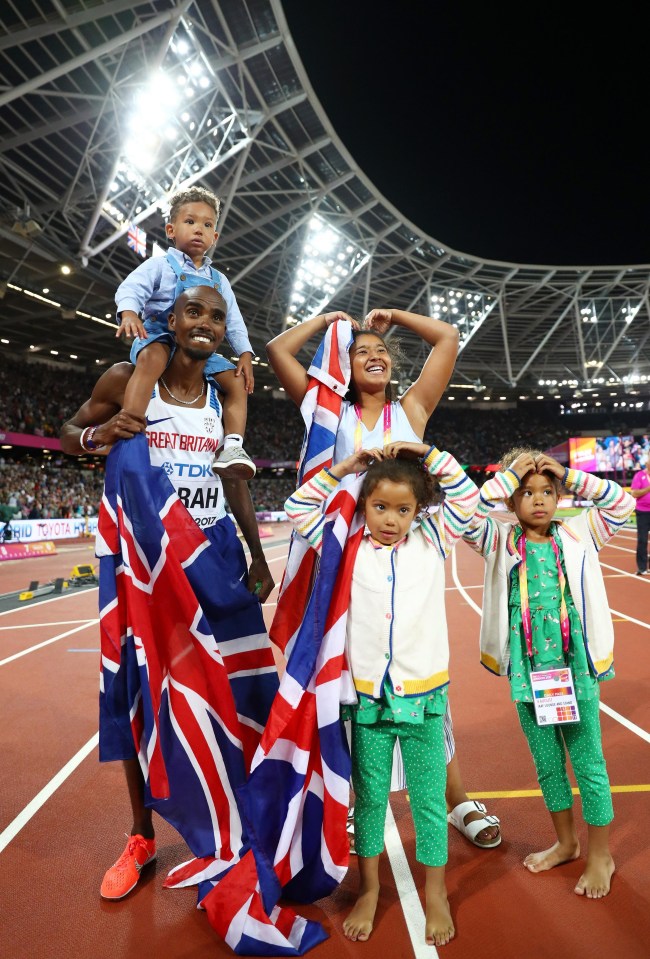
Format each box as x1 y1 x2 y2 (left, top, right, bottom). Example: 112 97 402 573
353 403 392 452
518 533 570 659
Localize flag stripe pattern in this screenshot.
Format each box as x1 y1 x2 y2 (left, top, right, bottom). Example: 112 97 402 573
127 222 147 257
200 322 359 954
97 434 281 945
269 320 353 658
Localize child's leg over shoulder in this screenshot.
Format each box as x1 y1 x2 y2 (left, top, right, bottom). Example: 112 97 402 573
211 368 256 480
124 341 170 419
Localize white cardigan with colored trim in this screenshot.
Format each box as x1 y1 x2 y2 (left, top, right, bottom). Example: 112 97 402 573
463 467 635 678
285 447 479 698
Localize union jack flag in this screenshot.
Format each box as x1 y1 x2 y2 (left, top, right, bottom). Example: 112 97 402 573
127 222 147 257
198 321 360 954
97 434 280 936
270 320 353 658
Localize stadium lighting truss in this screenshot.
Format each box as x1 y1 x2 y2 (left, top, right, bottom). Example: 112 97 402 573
0 0 649 414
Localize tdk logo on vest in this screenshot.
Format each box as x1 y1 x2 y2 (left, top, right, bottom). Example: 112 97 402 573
162 461 213 478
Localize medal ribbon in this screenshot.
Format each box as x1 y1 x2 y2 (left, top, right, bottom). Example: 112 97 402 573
353 403 392 452
518 532 570 658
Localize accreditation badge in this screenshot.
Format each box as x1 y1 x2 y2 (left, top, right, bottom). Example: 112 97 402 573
530 667 580 726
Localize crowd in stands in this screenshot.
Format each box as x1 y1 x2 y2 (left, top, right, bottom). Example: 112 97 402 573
1 352 649 518
0 353 98 438
0 459 104 521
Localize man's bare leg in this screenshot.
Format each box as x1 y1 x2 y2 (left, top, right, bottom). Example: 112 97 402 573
123 758 154 839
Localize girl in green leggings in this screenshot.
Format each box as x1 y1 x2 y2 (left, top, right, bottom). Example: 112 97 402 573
464 447 634 898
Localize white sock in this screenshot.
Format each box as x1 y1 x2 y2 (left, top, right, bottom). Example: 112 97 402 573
224 434 243 450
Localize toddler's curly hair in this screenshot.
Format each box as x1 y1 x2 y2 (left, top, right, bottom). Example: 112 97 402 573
167 186 221 224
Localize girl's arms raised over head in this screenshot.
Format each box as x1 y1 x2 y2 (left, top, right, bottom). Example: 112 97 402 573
419 446 479 556
364 309 459 437
266 311 357 407
284 447 378 551
561 467 635 548
328 447 382 480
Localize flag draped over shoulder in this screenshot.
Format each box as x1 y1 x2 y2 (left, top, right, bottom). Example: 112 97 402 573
199 321 363 955
97 434 279 927
270 319 353 658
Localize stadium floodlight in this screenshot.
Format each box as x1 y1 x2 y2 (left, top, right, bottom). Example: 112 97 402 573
286 214 369 326
432 288 495 346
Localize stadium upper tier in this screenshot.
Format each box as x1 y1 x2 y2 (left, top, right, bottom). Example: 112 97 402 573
0 0 649 412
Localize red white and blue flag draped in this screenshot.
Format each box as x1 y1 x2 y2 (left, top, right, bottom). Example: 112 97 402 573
203 476 364 955
270 319 353 658
127 222 147 257
96 434 279 929
196 320 363 954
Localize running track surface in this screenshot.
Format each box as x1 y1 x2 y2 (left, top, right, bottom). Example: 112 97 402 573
2 525 649 959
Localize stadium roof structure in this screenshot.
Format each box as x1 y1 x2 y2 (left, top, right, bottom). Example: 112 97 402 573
1 0 650 412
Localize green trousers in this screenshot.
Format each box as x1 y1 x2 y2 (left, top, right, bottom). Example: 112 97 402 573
351 713 448 866
516 697 613 825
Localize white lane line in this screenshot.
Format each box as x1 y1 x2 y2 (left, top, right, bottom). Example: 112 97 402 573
601 560 650 580
0 619 94 630
609 608 650 628
599 703 650 743
0 587 98 617
384 803 437 958
450 550 482 616
0 733 98 855
0 620 99 666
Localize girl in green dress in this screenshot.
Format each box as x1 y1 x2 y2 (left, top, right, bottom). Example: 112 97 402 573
464 447 634 898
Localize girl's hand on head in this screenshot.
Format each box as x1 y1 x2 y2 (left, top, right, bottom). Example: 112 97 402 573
322 310 358 329
334 448 380 477
535 454 564 479
383 440 429 459
508 452 537 480
354 448 383 471
364 309 393 334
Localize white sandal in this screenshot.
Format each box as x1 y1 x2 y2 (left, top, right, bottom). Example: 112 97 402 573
447 800 501 848
347 806 356 855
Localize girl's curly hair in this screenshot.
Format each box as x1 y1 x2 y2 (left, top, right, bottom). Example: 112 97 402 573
500 445 563 495
359 455 438 516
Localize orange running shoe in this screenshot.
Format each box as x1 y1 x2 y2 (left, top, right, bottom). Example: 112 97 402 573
100 834 157 900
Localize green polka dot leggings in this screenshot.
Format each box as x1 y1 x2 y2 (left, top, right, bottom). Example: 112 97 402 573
350 713 447 866
515 697 613 826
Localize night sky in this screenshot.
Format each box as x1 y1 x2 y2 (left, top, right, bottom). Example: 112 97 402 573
281 3 650 266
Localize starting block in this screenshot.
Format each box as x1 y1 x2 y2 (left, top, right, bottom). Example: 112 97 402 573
19 578 66 601
70 563 97 584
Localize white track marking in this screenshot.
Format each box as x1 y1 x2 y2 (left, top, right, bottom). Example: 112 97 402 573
0 620 99 666
384 803 437 958
0 733 98 855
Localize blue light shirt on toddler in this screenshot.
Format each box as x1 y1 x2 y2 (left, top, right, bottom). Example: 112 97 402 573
116 247 253 376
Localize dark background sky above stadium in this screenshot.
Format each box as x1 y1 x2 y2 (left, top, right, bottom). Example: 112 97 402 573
281 3 649 267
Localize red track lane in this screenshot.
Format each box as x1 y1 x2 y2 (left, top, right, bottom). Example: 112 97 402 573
2 528 649 958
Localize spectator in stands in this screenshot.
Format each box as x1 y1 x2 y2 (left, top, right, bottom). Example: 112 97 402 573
630 465 650 575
